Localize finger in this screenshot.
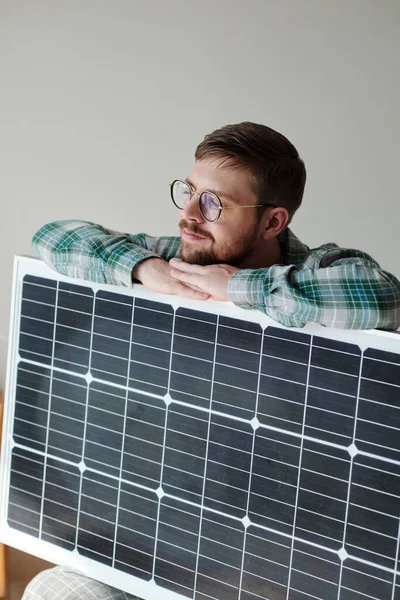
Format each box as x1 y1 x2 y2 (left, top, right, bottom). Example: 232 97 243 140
169 258 205 275
170 268 202 286
171 280 209 300
180 282 208 293
171 278 208 293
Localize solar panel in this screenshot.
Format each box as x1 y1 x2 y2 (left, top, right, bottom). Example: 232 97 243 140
1 256 400 600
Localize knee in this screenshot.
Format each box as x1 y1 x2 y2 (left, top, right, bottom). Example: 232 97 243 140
22 566 86 600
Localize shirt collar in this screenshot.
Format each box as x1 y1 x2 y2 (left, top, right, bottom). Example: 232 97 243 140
279 228 310 267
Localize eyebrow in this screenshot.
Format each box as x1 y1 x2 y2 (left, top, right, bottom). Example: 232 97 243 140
184 178 236 202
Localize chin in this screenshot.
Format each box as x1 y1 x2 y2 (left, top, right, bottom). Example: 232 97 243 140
179 243 220 266
180 241 250 268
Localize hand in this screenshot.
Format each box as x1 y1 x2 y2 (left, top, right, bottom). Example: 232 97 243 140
132 258 210 300
169 258 240 301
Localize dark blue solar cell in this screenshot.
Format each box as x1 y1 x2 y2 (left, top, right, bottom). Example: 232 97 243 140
77 471 119 566
304 403 355 446
259 372 306 409
155 497 201 598
345 455 400 570
311 345 361 376
54 286 93 373
290 540 340 599
309 365 359 397
23 274 57 289
242 527 291 600
295 441 351 551
203 415 253 518
8 448 44 537
169 369 212 410
133 304 173 331
115 483 157 580
174 308 217 343
122 391 166 489
19 276 55 362
212 361 258 419
341 559 393 600
313 335 361 356
47 371 87 463
218 316 262 352
95 291 133 322
41 459 80 550
261 353 308 384
162 404 208 503
84 383 126 476
135 297 174 314
249 428 301 536
356 347 400 463
13 363 51 452
266 325 311 345
264 327 311 363
258 391 305 435
196 512 244 600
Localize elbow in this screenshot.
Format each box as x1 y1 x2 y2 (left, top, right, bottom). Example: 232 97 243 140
32 220 92 256
375 273 400 331
346 270 400 331
32 220 63 253
379 304 400 331
31 223 50 257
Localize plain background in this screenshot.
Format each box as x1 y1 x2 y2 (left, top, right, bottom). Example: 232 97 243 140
0 0 399 389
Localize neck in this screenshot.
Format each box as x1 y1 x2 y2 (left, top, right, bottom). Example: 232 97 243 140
239 235 282 269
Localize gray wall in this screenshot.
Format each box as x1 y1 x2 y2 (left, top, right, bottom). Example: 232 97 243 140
1 0 399 388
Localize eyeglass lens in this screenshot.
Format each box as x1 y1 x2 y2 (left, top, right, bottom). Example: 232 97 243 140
171 180 221 222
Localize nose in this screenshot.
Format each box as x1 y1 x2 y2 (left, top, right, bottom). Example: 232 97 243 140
181 193 205 222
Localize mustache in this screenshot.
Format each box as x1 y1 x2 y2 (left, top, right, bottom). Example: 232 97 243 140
179 220 214 241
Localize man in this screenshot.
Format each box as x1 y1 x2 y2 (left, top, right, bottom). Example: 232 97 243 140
31 121 399 330
23 122 400 600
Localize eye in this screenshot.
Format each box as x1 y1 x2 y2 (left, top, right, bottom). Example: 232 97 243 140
171 181 192 209
200 192 220 221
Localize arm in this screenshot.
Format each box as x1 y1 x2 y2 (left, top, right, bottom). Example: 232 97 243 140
228 249 400 330
32 220 181 286
169 247 400 330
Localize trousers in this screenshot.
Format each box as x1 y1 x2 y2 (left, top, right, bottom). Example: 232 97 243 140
22 566 140 600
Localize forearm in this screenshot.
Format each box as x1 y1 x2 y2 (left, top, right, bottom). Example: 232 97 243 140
228 264 400 330
32 220 179 286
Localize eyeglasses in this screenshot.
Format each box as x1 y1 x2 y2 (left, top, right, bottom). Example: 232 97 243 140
170 179 276 222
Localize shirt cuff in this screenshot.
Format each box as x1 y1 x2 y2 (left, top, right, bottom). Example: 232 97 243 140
102 248 160 287
227 269 268 310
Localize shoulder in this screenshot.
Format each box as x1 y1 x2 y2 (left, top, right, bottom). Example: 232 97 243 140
283 229 381 269
305 243 381 269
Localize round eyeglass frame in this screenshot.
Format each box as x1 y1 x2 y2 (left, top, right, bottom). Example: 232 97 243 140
169 179 277 222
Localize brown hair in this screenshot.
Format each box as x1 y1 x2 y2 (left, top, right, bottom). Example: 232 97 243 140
195 122 306 221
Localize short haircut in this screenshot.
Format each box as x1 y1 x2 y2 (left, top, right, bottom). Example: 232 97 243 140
195 122 306 221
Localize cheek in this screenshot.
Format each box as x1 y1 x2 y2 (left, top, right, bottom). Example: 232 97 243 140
212 222 248 246
209 224 232 246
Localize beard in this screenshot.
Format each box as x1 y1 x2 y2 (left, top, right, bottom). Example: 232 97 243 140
179 220 259 267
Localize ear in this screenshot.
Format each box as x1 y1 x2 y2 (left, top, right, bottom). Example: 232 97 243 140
261 207 290 240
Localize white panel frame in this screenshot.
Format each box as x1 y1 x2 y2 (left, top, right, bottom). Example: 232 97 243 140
0 255 399 599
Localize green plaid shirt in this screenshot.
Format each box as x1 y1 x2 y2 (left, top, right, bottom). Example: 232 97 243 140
32 220 400 330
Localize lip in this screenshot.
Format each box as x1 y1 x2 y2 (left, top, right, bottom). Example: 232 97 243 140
181 229 206 241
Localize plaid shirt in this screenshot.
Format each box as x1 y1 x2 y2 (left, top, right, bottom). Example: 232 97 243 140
32 220 400 330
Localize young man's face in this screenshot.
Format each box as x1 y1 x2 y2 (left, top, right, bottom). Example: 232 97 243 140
179 157 264 266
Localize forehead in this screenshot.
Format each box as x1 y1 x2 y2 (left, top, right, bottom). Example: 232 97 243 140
186 157 256 203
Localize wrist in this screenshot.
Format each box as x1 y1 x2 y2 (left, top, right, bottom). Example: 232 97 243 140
132 257 164 282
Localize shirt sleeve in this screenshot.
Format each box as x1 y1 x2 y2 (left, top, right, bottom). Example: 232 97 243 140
228 247 400 330
32 220 181 287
